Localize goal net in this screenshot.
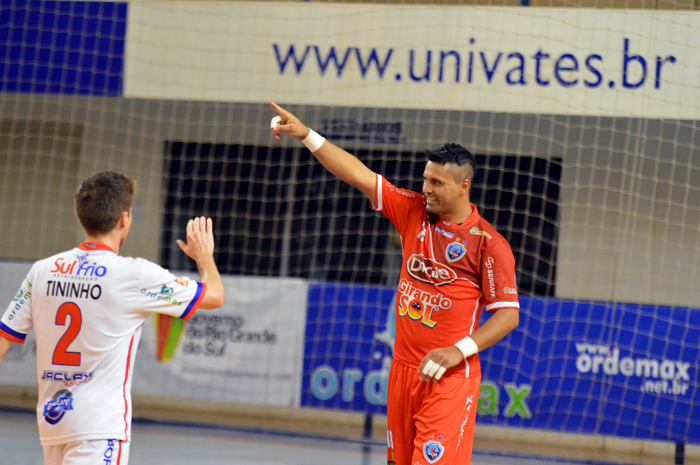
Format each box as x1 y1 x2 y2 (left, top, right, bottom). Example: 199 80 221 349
1 0 699 446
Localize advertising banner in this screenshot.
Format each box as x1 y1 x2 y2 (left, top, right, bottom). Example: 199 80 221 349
132 275 308 407
301 283 700 443
479 298 700 443
3 2 700 117
125 2 700 118
301 283 395 413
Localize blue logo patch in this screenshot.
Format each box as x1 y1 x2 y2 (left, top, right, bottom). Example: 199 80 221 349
423 440 444 463
161 285 174 295
43 390 74 425
446 242 466 262
435 227 454 239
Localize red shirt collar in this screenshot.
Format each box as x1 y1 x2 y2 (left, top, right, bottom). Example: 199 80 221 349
78 242 117 254
437 204 481 229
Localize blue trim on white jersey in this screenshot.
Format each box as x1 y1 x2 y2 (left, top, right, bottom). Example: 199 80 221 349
179 282 203 320
0 321 26 341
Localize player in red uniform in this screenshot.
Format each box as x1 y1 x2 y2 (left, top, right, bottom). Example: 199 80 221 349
270 101 520 465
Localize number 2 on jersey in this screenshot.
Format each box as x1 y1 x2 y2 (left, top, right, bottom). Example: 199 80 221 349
53 302 82 366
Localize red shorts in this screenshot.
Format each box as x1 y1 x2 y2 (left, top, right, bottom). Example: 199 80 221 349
386 360 480 465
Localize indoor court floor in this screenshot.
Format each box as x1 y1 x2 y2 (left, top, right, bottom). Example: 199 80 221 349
0 410 684 465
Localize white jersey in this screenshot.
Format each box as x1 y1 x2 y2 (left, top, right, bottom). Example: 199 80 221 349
0 242 205 446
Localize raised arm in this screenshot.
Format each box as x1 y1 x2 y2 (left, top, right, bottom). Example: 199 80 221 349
176 217 225 310
269 101 378 205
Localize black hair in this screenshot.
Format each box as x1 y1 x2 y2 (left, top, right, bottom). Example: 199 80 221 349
425 143 477 183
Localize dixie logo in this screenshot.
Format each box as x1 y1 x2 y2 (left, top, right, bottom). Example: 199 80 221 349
406 254 457 286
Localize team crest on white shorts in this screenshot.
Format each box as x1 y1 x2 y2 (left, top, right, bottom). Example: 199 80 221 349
445 242 466 262
423 440 444 463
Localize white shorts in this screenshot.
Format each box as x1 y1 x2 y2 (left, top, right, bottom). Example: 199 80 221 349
43 439 129 465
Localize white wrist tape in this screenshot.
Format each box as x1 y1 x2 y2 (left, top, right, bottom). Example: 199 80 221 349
454 336 479 359
302 129 326 152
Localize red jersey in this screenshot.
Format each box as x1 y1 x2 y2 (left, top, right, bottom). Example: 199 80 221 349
372 175 520 378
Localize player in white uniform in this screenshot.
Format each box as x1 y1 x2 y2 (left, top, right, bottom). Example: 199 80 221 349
0 172 225 465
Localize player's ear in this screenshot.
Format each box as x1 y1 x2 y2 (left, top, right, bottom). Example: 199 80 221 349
459 179 471 196
119 210 130 228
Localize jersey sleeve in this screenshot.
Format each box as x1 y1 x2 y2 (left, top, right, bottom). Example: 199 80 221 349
137 260 206 321
370 174 424 236
481 237 520 312
1 266 36 344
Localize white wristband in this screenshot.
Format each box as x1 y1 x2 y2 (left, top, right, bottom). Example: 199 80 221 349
302 129 325 152
454 336 479 359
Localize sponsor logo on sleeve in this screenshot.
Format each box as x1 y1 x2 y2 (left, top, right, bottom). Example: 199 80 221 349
485 257 496 298
423 440 445 463
503 287 518 295
174 277 190 287
8 286 32 320
385 180 416 198
141 288 183 306
445 242 466 262
43 390 74 425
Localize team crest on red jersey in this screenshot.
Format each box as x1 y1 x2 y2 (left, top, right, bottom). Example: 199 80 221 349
445 242 466 262
423 440 444 463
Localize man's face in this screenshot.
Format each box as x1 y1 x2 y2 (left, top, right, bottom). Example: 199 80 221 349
422 161 469 216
